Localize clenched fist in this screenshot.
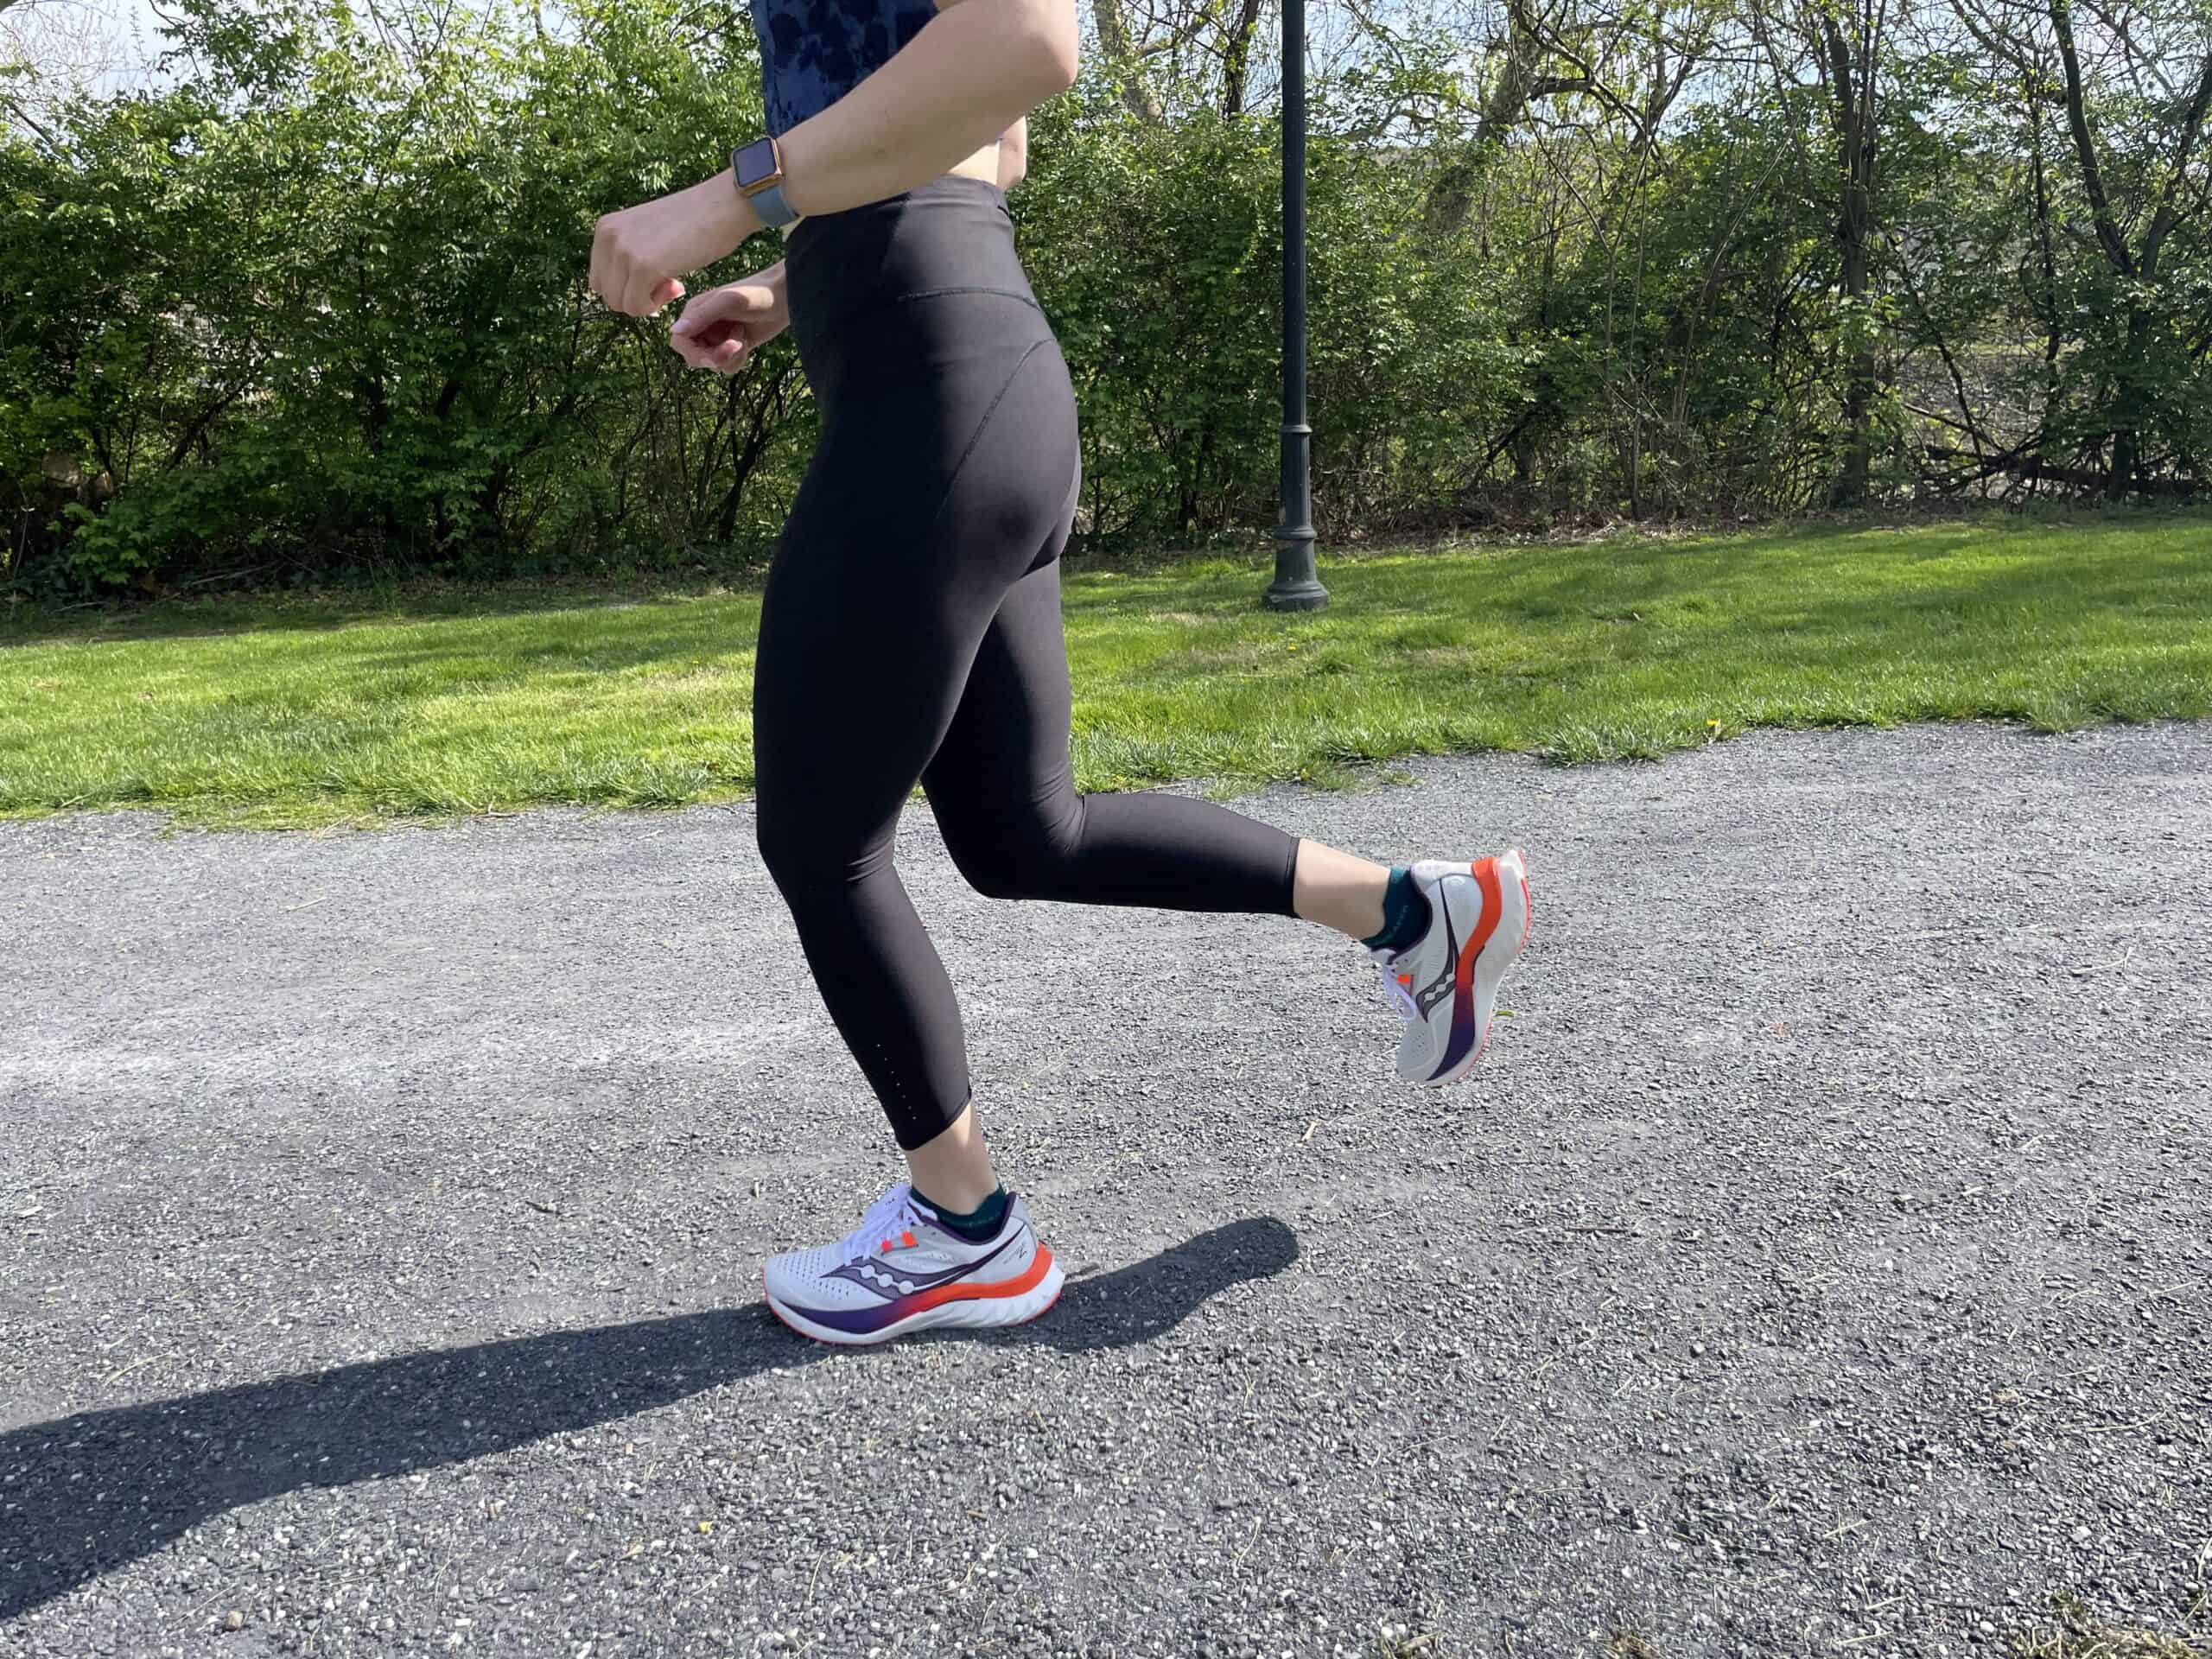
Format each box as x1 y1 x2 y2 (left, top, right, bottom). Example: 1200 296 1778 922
589 171 760 317
671 267 791 375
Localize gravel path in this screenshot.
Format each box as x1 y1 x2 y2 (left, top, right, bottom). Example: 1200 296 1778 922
3 721 2208 1659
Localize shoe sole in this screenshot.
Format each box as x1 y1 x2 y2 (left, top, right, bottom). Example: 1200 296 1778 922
1415 848 1531 1087
764 1254 1066 1347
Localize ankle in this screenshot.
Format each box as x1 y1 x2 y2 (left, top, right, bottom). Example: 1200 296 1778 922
1292 838 1394 939
914 1182 1010 1242
905 1098 997 1211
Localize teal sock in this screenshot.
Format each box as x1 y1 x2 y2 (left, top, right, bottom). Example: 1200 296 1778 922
1360 867 1432 953
914 1183 1009 1243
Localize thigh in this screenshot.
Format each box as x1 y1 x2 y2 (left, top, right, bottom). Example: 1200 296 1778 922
919 515 1080 842
751 436 965 861
753 350 1077 857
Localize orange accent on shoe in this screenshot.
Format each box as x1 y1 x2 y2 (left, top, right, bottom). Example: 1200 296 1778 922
1457 857 1506 999
1397 972 1414 988
889 1246 1056 1319
760 1248 1063 1347
900 1230 917 1249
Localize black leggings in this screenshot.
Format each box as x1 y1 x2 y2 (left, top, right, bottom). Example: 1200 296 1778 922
752 175 1303 1151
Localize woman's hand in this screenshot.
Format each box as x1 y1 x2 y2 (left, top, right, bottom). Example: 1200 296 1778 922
590 172 761 318
671 266 791 374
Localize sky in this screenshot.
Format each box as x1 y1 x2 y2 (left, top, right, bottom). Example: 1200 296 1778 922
22 0 1381 106
3 0 178 94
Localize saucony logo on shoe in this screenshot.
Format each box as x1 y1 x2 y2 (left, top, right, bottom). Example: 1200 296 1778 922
823 1229 1023 1300
1414 901 1459 1018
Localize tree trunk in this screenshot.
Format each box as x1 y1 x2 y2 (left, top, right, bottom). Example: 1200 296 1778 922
2042 0 2208 500
1821 12 1878 510
1422 0 1550 236
1221 0 1263 118
1090 0 1164 121
2107 308 2152 500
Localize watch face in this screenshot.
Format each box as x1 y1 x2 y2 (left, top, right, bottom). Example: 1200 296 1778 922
735 136 779 189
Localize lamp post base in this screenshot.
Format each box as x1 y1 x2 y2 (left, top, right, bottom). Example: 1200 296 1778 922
1265 528 1328 612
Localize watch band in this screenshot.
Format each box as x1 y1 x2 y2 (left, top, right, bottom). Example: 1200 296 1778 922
749 175 798 229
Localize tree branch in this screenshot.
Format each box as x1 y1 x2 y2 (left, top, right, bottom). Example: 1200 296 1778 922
2048 0 2135 277
2140 54 2212 282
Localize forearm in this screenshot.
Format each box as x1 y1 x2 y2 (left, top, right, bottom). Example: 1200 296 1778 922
588 3 1067 314
779 1 1072 216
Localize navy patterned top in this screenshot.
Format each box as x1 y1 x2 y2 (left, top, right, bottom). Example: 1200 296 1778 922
751 0 942 135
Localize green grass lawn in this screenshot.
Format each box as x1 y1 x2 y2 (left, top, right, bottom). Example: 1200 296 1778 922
3 512 2208 830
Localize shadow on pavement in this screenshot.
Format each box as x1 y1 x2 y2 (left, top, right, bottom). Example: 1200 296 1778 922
0 1217 1297 1621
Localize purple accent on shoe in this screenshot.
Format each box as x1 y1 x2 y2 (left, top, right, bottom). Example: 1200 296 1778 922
1434 982 1480 1077
823 1249 991 1299
792 1231 1023 1331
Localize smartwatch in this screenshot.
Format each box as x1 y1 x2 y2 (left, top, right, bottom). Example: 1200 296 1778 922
733 135 799 229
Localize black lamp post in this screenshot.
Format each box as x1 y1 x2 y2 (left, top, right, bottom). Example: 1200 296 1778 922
1263 0 1327 612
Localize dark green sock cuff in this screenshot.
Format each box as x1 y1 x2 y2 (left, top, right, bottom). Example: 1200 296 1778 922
916 1183 1009 1242
1361 867 1430 952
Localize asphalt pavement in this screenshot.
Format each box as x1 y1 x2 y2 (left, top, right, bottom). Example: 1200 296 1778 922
3 721 2208 1659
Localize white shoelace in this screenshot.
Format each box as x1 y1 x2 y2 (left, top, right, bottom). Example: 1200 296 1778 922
839 1183 927 1265
1375 951 1421 1022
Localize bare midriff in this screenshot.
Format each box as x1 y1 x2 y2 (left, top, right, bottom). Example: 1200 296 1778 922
944 142 1003 185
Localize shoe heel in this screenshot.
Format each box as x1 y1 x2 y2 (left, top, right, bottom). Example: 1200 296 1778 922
988 1258 1065 1327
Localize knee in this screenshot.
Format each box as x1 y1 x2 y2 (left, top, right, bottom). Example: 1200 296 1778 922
754 803 809 893
943 796 1085 902
756 797 879 898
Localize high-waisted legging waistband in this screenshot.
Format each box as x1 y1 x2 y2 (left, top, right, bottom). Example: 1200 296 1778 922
784 175 1049 397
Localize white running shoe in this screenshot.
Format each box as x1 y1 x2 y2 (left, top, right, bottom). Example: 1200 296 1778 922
762 1182 1064 1346
1372 849 1531 1086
